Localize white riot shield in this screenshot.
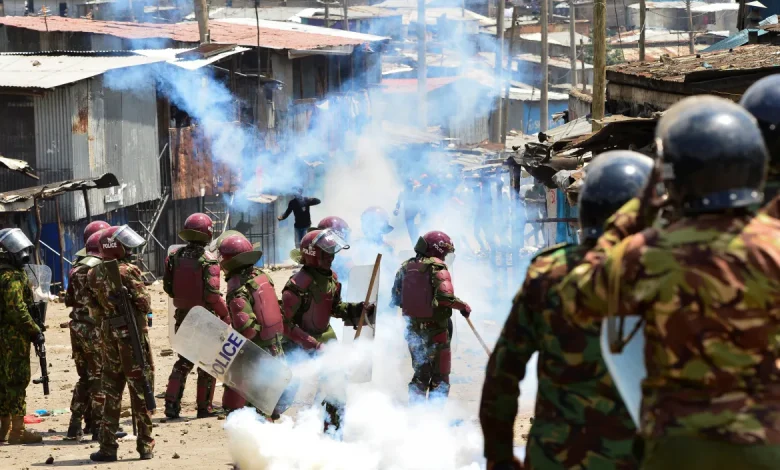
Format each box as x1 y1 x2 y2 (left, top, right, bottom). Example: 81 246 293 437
600 316 646 428
167 244 186 345
24 264 51 378
172 306 293 416
341 265 379 383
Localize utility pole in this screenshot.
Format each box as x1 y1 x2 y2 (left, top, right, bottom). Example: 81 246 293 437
418 0 427 130
492 0 506 142
580 38 586 91
325 1 331 27
540 0 549 132
343 0 349 30
592 0 606 130
685 0 694 53
501 5 518 143
569 1 577 87
639 0 645 61
194 0 209 44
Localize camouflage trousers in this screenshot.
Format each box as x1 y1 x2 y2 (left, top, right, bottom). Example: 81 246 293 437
69 319 105 430
98 316 155 456
641 436 780 470
0 327 32 416
405 318 451 403
165 312 216 414
524 423 638 470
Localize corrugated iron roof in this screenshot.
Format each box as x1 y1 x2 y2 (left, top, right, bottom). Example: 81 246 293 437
381 77 459 93
296 5 401 19
133 45 250 70
0 16 388 50
0 52 164 89
0 173 119 212
607 44 780 83
620 45 709 62
703 14 778 52
0 156 38 179
628 1 738 11
519 31 591 47
514 53 595 70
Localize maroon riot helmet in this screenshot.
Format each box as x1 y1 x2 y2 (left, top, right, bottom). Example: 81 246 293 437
217 232 263 273
85 230 104 257
414 230 455 259
300 229 349 270
179 213 214 244
98 225 145 260
317 216 350 241
84 220 111 244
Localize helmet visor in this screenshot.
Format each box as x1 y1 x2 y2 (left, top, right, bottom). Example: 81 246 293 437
113 225 146 249
0 228 33 254
313 228 350 254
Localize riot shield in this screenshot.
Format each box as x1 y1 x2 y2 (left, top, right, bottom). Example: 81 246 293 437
600 316 646 428
24 264 52 303
172 306 292 416
340 265 379 383
166 245 186 345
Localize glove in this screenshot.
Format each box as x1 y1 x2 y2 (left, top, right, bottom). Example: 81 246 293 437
31 332 45 346
460 303 472 318
487 458 524 470
315 341 325 352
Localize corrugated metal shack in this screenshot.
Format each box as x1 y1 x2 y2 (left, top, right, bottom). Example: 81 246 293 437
605 44 780 116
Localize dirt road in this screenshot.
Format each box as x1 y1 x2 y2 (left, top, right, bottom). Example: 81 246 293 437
1 267 532 469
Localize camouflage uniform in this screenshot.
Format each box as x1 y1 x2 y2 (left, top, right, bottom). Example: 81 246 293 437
163 244 228 416
559 198 780 468
761 194 780 219
89 261 155 457
222 266 286 415
479 243 637 469
391 256 467 401
0 263 40 417
64 256 105 435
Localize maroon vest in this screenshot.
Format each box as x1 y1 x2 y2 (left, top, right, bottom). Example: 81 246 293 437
249 273 284 341
290 270 335 336
401 260 434 319
172 256 205 309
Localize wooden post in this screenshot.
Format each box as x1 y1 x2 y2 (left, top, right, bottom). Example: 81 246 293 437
193 0 209 44
639 0 646 61
492 0 506 142
82 189 92 222
570 1 577 87
417 0 427 129
580 38 586 91
592 0 606 130
685 0 694 54
540 0 549 132
33 197 42 265
54 198 66 286
342 0 349 31
501 6 518 143
325 1 331 28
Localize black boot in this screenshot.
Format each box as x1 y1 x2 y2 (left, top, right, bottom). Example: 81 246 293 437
139 451 154 460
164 402 180 419
90 451 117 462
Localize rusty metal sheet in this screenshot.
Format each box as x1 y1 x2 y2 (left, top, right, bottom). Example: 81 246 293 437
0 155 38 179
169 126 241 201
0 173 119 212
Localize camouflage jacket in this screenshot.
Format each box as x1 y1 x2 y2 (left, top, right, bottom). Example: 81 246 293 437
226 266 278 345
88 260 151 320
559 197 780 445
480 243 637 466
163 243 228 321
65 256 100 324
390 256 466 322
0 264 40 340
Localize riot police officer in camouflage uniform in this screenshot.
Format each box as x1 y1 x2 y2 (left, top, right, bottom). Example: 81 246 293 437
0 228 43 445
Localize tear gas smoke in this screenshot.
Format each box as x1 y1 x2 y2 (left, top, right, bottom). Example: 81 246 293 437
104 19 540 467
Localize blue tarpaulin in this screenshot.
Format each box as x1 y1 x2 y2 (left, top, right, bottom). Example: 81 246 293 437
555 189 579 244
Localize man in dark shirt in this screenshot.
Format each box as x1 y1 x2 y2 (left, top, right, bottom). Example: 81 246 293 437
277 188 321 248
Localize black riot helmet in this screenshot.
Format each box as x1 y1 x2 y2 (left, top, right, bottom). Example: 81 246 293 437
578 151 654 240
740 75 780 183
655 95 768 214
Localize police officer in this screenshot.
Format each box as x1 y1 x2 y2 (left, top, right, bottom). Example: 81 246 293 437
559 96 780 469
740 75 780 216
164 213 229 419
64 220 109 440
480 152 650 470
0 228 43 445
281 228 371 433
89 226 155 462
390 231 471 403
317 216 353 280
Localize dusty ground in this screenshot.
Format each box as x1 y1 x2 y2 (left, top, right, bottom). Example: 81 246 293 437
1 267 533 469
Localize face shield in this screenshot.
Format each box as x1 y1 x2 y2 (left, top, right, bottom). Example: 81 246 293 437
112 225 146 249
0 228 33 254
312 228 350 254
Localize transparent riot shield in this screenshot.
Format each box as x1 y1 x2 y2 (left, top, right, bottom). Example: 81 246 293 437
600 316 646 427
340 265 379 383
167 244 186 345
24 264 52 303
24 264 52 393
172 306 292 416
